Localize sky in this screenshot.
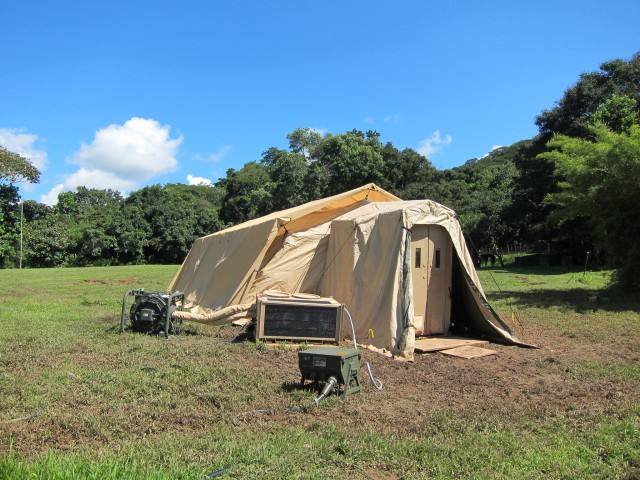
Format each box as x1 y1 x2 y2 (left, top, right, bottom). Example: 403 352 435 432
2 1 639 205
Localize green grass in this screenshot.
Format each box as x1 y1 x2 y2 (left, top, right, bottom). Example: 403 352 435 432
1 265 639 479
478 266 640 341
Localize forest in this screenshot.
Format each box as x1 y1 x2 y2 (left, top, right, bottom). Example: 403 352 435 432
1 53 639 290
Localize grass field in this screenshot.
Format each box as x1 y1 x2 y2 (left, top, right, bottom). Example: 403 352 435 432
0 264 639 479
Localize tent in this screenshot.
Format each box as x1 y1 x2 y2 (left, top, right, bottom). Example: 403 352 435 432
170 183 526 359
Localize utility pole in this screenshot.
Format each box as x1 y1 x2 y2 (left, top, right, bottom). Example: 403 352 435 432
19 200 23 269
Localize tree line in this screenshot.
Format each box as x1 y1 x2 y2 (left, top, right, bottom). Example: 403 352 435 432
1 53 639 289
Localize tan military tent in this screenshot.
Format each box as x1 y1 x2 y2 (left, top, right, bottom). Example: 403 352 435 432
170 183 525 359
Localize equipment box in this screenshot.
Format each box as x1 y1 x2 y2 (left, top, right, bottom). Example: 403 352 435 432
256 293 343 343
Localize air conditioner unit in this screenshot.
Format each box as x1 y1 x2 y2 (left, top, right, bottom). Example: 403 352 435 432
255 292 343 343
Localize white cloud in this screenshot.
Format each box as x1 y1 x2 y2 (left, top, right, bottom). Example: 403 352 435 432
417 130 453 157
70 117 182 180
207 145 231 162
0 128 48 171
41 117 182 205
41 184 65 206
186 174 212 186
40 168 137 205
364 115 399 125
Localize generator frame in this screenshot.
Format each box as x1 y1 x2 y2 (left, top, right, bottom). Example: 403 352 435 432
119 289 184 338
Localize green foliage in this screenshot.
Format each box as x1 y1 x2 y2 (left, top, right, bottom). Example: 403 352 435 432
315 130 385 194
23 214 71 267
510 52 640 260
286 127 322 158
592 95 639 133
0 185 20 266
380 144 437 196
536 53 640 139
447 147 520 250
0 145 41 184
261 147 308 210
17 183 224 268
219 162 273 224
3 52 640 279
126 184 224 264
542 125 640 290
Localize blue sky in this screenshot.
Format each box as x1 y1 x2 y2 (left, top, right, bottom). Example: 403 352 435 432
2 1 639 204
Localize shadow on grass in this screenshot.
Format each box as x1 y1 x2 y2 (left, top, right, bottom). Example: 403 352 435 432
479 265 586 276
280 380 305 393
490 285 640 313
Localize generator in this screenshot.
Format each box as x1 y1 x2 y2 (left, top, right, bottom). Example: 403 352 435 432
298 346 362 402
119 289 184 337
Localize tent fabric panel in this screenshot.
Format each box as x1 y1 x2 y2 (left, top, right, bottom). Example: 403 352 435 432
169 236 208 304
321 199 516 352
169 183 400 312
172 219 279 312
330 199 486 295
247 221 332 297
397 226 415 356
450 256 529 345
320 210 412 358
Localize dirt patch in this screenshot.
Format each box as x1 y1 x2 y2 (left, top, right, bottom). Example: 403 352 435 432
228 321 639 436
81 278 140 286
2 322 638 458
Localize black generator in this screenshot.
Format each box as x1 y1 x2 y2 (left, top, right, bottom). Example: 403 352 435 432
119 289 184 337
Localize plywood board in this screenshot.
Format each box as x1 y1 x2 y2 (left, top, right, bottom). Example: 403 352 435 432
439 345 497 359
414 337 488 353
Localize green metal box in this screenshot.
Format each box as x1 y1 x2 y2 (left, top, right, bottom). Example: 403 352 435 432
298 346 362 398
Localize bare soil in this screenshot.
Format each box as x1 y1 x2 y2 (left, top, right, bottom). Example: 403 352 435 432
2 318 638 458
198 321 640 435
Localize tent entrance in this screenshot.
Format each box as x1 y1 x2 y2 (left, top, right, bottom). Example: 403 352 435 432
411 225 452 336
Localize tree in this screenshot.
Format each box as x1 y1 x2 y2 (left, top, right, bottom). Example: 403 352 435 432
22 200 52 222
536 53 640 139
511 53 640 251
23 214 71 268
592 95 639 134
219 163 273 224
126 184 224 264
0 146 40 184
380 144 436 196
0 185 20 266
261 147 309 210
314 130 385 195
287 128 323 159
542 125 640 290
0 146 41 267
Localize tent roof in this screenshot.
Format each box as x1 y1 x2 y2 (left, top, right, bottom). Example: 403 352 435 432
169 183 400 308
199 183 401 238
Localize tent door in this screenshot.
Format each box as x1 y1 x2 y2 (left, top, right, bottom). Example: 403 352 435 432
411 225 452 335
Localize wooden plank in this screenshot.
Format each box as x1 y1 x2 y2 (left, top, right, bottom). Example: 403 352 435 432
439 346 497 359
414 337 488 353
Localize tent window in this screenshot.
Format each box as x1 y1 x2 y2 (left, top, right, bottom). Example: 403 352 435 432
415 248 422 268
435 248 441 269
